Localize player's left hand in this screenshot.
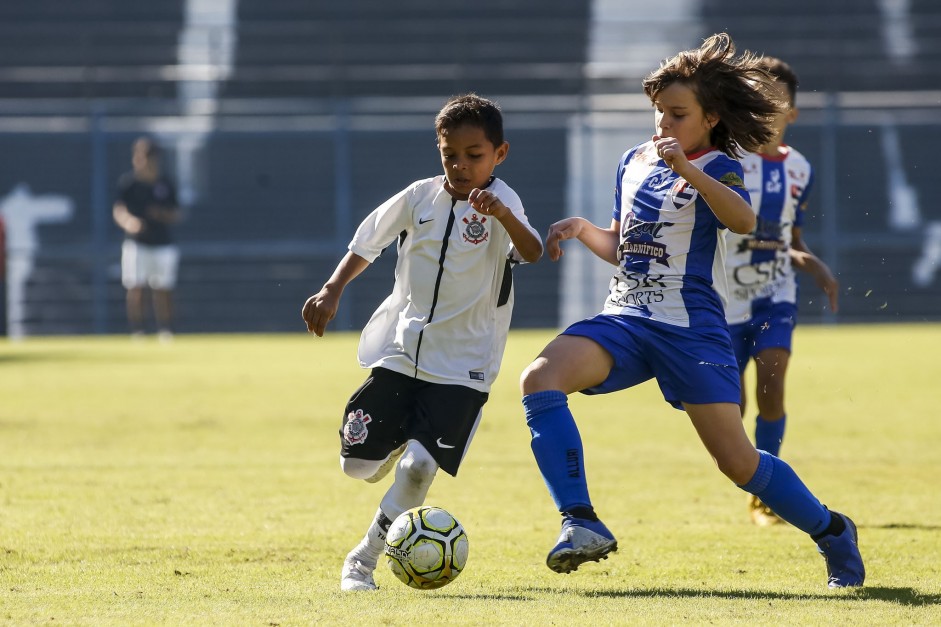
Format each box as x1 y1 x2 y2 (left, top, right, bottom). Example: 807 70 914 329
468 188 508 219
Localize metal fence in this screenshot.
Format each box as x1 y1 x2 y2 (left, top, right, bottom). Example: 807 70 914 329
1 92 940 337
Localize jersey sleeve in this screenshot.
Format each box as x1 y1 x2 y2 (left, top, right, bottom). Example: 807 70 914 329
495 182 540 263
793 166 814 229
611 148 635 222
705 154 749 203
348 184 414 263
703 154 749 230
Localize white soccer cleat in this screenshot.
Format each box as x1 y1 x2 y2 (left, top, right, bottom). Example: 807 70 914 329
340 557 378 591
365 443 408 484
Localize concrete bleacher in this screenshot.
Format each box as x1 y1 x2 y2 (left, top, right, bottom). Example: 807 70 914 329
0 0 184 99
222 0 590 98
4 0 589 335
698 0 941 93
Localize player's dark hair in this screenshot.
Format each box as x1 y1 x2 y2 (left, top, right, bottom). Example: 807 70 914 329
642 32 783 157
435 93 504 147
758 56 799 106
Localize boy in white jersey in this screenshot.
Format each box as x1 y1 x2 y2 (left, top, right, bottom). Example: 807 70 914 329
520 34 864 588
724 57 840 526
302 94 543 591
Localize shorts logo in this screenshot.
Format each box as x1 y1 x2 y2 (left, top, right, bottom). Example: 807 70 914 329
343 409 372 445
462 214 489 245
698 360 732 368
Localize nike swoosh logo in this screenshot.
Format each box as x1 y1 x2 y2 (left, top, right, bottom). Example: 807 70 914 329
418 217 434 224
436 437 455 449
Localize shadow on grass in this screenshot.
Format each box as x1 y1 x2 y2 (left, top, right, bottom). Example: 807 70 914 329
575 586 939 605
0 351 71 364
864 522 941 531
444 586 939 606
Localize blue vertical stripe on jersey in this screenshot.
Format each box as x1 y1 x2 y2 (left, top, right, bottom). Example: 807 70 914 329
751 160 786 266
681 194 724 326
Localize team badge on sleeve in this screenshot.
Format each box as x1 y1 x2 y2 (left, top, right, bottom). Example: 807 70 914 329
720 172 746 190
462 214 489 245
670 180 697 209
343 408 372 445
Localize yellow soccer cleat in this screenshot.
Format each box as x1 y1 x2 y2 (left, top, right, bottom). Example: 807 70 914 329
748 494 782 526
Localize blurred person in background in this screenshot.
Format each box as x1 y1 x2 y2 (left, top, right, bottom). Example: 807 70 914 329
723 57 840 526
113 136 181 341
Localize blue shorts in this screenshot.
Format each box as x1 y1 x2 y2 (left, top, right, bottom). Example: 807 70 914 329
562 314 740 410
728 302 797 372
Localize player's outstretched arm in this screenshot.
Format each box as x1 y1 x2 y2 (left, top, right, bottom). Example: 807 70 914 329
302 251 370 336
546 217 620 265
791 226 839 313
468 188 543 263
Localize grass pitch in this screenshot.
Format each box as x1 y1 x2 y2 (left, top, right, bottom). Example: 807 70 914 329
1 325 939 625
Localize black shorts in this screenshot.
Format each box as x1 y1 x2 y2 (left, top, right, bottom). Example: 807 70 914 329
339 368 489 476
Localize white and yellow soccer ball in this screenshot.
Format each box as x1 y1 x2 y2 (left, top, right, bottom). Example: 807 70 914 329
384 505 469 590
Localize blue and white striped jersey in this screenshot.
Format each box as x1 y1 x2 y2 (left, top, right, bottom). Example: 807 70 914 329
602 141 749 328
724 146 814 325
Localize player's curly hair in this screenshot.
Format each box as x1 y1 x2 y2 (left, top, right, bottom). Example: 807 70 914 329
642 33 783 157
435 93 505 148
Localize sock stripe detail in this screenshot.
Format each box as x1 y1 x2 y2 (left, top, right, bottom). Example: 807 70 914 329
523 390 568 419
738 449 774 494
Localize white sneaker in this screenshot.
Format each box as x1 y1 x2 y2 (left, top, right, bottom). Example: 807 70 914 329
340 558 378 591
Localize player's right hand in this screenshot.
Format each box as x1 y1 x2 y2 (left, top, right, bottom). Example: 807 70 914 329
546 217 584 261
301 289 339 337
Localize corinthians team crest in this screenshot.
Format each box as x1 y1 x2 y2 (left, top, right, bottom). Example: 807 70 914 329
343 408 372 445
462 213 489 245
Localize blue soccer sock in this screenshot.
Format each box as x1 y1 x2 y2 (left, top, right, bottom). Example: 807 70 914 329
523 390 592 513
738 450 832 536
754 414 786 457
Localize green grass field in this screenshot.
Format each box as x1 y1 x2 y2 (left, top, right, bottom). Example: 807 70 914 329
1 325 939 625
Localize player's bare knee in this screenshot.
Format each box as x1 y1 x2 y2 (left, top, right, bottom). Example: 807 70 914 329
340 456 383 481
714 453 757 486
397 445 438 487
520 359 550 395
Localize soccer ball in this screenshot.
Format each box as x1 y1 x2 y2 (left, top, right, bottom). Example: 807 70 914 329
384 505 469 590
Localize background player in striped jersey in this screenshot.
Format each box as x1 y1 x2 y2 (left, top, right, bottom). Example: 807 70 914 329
724 57 840 526
302 94 542 591
519 34 863 588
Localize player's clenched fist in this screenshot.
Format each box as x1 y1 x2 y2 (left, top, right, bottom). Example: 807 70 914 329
467 188 508 219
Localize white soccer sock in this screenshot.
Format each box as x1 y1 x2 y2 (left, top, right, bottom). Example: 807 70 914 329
349 442 440 567
347 508 393 567
379 441 438 515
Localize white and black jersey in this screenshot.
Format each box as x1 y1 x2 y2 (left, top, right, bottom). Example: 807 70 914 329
350 175 538 393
